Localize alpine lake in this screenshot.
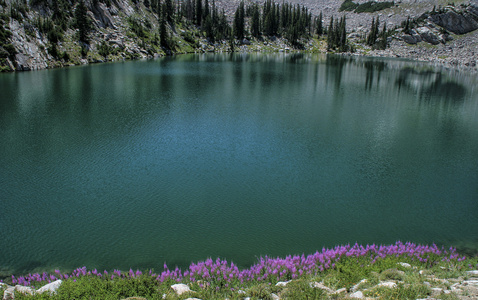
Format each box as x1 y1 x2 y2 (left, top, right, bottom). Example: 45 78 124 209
1 53 477 276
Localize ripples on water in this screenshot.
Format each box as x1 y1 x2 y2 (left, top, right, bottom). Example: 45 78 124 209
0 53 477 275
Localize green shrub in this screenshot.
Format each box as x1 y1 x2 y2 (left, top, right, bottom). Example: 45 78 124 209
339 0 359 12
355 1 395 13
340 0 395 13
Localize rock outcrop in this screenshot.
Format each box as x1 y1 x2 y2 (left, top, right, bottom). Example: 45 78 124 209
429 4 478 34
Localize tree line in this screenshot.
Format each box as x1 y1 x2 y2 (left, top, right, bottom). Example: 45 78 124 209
0 0 393 67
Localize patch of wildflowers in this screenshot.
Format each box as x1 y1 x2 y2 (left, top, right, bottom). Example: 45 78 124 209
7 241 471 287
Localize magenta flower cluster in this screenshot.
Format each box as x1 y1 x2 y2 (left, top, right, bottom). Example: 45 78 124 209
8 241 467 287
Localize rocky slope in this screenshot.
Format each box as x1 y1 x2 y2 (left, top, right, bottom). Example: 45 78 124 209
1 0 478 72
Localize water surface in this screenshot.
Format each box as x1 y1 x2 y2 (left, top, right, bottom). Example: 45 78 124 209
1 54 477 275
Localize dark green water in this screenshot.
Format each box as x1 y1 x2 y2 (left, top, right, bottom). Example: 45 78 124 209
1 53 478 275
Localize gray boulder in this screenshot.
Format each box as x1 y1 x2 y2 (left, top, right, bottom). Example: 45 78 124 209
402 34 421 44
402 29 423 44
416 26 440 45
350 290 364 298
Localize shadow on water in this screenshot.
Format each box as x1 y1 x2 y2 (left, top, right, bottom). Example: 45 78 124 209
364 60 386 90
395 67 467 103
325 54 349 91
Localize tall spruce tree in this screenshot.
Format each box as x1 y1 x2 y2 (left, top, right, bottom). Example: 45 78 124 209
159 2 169 48
250 4 260 38
195 0 202 25
366 16 379 46
327 16 334 50
316 11 323 36
376 22 388 50
233 1 245 40
75 0 90 43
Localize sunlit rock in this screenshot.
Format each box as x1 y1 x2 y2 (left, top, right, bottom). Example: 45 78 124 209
351 279 367 292
37 280 62 295
275 280 291 287
350 290 364 298
171 283 191 295
466 270 478 276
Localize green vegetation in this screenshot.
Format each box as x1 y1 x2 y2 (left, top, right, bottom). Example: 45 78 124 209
4 242 478 300
340 0 395 13
327 16 353 52
366 16 390 50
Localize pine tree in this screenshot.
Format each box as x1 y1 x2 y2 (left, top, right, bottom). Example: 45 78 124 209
377 22 388 50
203 0 209 20
204 14 214 41
366 16 379 46
316 11 323 36
75 0 90 43
159 3 169 48
339 15 347 52
250 4 260 38
233 1 245 40
165 0 174 23
327 16 334 50
195 0 202 25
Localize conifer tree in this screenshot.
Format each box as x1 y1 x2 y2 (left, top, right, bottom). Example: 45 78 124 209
327 16 334 50
376 22 388 50
250 4 261 38
203 0 209 20
159 2 169 48
366 16 379 46
195 0 202 25
233 1 245 40
75 0 90 43
165 0 174 23
316 11 323 36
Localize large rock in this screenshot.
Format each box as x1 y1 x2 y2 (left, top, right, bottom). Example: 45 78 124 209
429 5 478 34
171 283 191 295
415 26 440 45
36 279 62 295
402 34 421 44
402 28 424 44
275 280 291 287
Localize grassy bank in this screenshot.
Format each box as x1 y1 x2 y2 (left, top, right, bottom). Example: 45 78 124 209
2 242 478 299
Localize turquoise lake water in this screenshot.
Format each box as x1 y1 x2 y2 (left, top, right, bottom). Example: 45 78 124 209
0 53 477 275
